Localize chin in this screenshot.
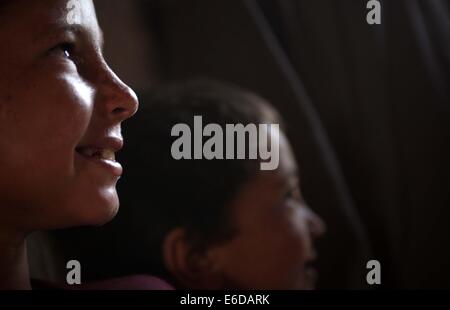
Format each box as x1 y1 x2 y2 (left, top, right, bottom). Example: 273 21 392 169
85 193 120 226
62 188 120 228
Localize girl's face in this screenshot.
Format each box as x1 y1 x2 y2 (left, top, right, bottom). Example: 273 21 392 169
213 132 326 289
0 0 138 230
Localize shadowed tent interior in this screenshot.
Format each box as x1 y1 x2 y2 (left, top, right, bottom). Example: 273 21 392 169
28 0 450 289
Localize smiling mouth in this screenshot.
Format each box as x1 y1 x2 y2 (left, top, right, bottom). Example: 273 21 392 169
75 146 123 177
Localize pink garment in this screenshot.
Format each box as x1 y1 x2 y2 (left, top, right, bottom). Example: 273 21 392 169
32 275 175 290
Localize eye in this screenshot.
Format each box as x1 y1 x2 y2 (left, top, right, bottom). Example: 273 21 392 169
50 42 76 61
285 187 302 202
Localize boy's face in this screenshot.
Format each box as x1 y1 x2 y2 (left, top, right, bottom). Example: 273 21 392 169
214 131 325 289
0 0 138 230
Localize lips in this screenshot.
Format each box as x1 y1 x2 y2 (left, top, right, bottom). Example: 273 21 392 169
75 137 123 177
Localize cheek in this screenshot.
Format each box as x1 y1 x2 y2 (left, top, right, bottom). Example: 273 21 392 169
285 208 312 251
257 208 311 276
0 72 93 212
262 212 313 289
220 215 309 289
11 74 91 160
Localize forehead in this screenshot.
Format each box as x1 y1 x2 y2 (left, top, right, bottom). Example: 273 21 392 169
0 0 100 42
277 131 298 179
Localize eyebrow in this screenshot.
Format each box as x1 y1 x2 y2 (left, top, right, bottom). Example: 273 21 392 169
272 169 299 190
35 22 105 51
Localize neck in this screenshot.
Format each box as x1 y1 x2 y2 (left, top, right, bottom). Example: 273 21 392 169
0 228 30 290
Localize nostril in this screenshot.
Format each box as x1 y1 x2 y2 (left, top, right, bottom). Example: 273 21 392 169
112 107 126 114
109 100 137 121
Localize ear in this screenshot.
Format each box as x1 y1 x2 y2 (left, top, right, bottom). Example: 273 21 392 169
162 228 224 289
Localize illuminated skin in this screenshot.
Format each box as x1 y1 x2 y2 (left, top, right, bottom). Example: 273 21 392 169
0 0 138 289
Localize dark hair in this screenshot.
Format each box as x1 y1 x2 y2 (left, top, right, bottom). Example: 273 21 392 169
66 79 284 283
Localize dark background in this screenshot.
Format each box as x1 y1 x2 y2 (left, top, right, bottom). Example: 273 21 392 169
29 0 450 289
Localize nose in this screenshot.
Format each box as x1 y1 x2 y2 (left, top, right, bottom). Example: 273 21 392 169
96 65 139 123
305 208 326 238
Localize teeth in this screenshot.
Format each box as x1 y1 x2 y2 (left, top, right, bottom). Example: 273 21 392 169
101 149 116 161
78 147 116 161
